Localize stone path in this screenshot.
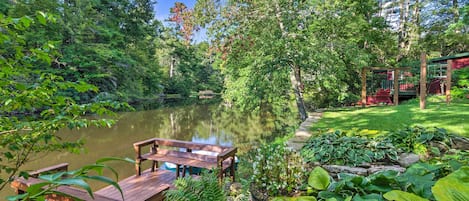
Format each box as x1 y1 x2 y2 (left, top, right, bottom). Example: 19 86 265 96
287 109 324 151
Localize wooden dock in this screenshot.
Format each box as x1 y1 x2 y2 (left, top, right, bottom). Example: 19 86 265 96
95 169 174 201
12 139 237 200
12 167 176 201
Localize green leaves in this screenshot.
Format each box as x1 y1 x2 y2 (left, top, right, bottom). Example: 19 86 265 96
308 167 331 190
301 130 398 166
36 11 47 25
432 166 469 201
272 196 317 201
7 158 128 201
165 170 226 201
383 190 428 201
247 142 306 196
0 11 127 193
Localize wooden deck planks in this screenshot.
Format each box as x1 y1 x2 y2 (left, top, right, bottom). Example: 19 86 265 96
11 177 117 201
95 169 174 201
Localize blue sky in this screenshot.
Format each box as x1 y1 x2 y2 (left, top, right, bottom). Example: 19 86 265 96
154 0 206 42
154 0 196 22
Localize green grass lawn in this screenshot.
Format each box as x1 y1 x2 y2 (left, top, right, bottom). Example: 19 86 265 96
313 96 469 137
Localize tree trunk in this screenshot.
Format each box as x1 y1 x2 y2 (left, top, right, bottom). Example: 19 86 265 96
420 53 427 110
453 0 459 23
290 64 307 121
453 0 460 33
170 56 175 78
361 68 367 107
407 0 420 53
274 1 307 121
446 60 453 105
397 0 410 62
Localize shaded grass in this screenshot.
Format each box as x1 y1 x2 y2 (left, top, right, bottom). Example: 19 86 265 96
313 96 469 137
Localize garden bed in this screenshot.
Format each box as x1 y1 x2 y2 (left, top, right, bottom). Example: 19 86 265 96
240 125 469 201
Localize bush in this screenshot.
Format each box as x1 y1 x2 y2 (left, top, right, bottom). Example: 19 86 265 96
246 142 306 197
451 67 469 99
383 126 454 156
306 164 467 201
301 130 398 166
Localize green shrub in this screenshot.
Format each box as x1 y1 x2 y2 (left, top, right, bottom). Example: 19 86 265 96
451 67 469 99
381 166 469 201
451 87 469 99
301 130 398 166
246 142 306 197
383 126 454 156
164 171 226 201
305 163 463 201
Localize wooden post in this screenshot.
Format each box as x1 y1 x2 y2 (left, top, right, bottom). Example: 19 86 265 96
393 69 399 105
420 53 427 110
446 59 453 105
361 68 367 107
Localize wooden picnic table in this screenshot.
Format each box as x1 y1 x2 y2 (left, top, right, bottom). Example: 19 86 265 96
134 138 237 182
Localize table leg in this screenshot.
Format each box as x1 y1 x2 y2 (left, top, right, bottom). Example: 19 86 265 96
176 164 180 178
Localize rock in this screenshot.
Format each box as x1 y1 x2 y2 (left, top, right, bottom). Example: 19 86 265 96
250 188 268 201
398 153 420 167
286 141 306 151
230 182 243 195
368 165 406 174
451 137 469 150
358 163 372 168
429 141 449 154
322 165 368 176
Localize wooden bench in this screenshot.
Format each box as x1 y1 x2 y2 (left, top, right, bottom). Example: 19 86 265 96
11 163 172 201
134 138 237 182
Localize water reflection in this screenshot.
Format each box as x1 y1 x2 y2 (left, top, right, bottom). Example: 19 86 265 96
7 103 296 195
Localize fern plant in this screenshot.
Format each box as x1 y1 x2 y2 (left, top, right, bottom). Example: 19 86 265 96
164 170 227 201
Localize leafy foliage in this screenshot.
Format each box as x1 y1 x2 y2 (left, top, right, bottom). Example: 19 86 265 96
429 149 469 175
383 190 428 201
303 163 466 201
308 167 330 191
0 12 125 191
164 171 226 201
383 126 455 156
301 130 398 166
6 0 223 104
245 142 306 197
432 166 469 201
451 67 469 99
302 126 463 167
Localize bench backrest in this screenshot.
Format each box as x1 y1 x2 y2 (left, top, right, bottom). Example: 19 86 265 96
153 138 230 153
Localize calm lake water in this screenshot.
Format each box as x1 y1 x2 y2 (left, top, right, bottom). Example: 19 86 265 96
3 103 297 196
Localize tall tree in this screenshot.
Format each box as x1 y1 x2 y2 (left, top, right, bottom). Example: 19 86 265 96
0 12 121 191
195 0 392 119
169 2 198 46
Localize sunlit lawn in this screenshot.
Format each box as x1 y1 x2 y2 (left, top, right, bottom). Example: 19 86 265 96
313 96 469 137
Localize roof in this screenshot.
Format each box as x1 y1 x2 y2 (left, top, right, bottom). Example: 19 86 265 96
429 52 469 62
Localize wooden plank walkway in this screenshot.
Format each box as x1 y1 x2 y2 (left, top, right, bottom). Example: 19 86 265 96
95 169 174 201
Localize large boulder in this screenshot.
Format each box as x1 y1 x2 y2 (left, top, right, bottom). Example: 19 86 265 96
398 153 420 167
